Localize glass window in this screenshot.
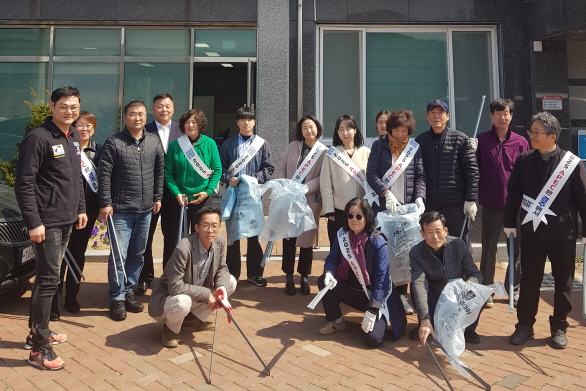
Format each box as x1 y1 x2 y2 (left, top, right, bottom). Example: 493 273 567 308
366 32 448 137
0 63 47 160
123 63 189 126
452 31 493 136
126 29 190 57
0 28 49 56
195 30 256 57
53 63 120 144
322 31 361 138
54 29 121 56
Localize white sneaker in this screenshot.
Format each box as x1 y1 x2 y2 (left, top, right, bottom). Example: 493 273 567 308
401 295 414 315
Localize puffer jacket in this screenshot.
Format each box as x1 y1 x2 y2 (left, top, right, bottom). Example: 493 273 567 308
366 135 426 210
98 128 165 213
415 127 478 207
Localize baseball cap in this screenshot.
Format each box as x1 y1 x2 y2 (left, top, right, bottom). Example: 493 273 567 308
426 99 450 113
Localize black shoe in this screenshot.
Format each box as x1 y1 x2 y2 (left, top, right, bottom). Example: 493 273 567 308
247 276 267 287
300 276 310 295
551 329 568 349
64 295 80 314
464 330 480 344
125 291 144 313
50 312 60 322
409 326 419 341
134 281 149 296
110 300 127 321
510 324 534 345
285 274 296 296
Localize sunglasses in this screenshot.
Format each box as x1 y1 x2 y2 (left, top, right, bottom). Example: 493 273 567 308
347 213 364 220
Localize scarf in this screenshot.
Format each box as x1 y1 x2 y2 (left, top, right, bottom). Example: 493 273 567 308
388 134 409 158
336 230 371 285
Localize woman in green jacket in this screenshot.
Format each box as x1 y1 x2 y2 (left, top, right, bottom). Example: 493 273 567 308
165 109 222 232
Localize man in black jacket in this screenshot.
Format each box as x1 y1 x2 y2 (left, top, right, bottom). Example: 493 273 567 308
504 112 586 349
415 100 479 242
98 100 165 321
15 86 87 370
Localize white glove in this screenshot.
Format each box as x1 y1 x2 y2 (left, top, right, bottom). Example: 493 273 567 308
415 197 425 215
469 137 478 153
581 237 586 247
361 310 377 333
463 201 477 221
384 191 399 215
217 286 228 300
504 227 517 238
324 272 337 290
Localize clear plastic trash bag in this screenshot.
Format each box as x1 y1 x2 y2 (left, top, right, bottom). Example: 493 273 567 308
221 175 265 245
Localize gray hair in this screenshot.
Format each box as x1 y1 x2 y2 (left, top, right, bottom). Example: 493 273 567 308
531 111 561 141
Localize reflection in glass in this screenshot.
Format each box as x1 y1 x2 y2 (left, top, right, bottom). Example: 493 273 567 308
195 30 256 57
0 28 49 56
126 30 190 57
54 29 121 56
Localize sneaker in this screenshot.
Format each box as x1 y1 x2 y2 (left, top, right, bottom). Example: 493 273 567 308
247 276 267 287
401 295 414 315
125 291 144 313
485 296 493 308
409 326 420 341
318 319 346 335
300 276 310 296
24 332 68 350
161 324 179 348
510 324 534 345
28 340 65 370
464 330 480 344
110 300 127 321
551 329 568 349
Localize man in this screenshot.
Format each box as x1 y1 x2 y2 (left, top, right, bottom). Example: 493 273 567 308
409 211 483 346
16 86 87 370
219 106 274 286
149 206 237 347
136 93 182 296
415 99 479 241
476 99 529 308
504 112 586 349
98 100 165 321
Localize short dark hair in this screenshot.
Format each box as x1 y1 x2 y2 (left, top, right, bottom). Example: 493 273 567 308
531 111 561 141
295 115 323 141
332 114 364 148
342 198 376 235
235 106 255 121
419 211 446 229
179 109 208 134
490 98 514 114
194 206 221 225
51 86 81 104
375 110 391 123
386 110 416 136
153 93 173 104
124 100 146 115
74 111 97 129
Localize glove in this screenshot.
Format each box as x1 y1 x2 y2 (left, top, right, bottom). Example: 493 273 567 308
581 237 586 247
463 201 477 221
304 184 310 194
504 227 517 238
415 197 425 215
469 137 478 153
361 310 377 333
384 191 399 215
215 287 233 323
324 272 337 290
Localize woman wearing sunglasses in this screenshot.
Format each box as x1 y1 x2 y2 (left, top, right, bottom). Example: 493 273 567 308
317 198 402 347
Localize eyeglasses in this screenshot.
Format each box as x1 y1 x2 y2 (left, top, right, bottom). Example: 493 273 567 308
347 213 363 220
127 112 146 119
527 130 547 137
75 124 93 129
199 223 220 232
58 105 80 113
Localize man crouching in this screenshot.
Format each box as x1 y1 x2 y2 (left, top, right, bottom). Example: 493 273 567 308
149 206 237 347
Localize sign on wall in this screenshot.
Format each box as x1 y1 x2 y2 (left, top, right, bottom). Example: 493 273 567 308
542 96 563 111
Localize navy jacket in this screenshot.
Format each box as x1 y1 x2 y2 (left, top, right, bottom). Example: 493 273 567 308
145 120 181 155
219 134 274 185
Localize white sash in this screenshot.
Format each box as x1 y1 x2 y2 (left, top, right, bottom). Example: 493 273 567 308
326 147 379 206
381 138 419 189
80 151 98 193
521 151 580 231
291 141 327 183
177 135 213 179
217 135 266 196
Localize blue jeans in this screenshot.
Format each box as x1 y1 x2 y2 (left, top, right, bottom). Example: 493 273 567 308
108 211 151 301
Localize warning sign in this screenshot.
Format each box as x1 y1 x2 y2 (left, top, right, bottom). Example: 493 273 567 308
542 96 563 111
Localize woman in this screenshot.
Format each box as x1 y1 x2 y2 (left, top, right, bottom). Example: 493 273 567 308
366 110 426 315
56 111 101 315
317 198 404 347
320 114 370 246
366 110 391 149
276 115 327 296
165 109 221 232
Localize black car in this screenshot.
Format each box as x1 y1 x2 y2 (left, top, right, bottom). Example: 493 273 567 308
0 184 36 295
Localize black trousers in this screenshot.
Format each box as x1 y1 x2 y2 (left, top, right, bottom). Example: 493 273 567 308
517 236 575 330
281 237 312 276
227 236 264 280
426 203 470 245
326 208 346 248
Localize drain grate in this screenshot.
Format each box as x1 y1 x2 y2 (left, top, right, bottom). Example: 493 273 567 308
541 273 583 291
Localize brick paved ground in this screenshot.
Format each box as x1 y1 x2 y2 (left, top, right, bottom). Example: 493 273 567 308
2 212 586 390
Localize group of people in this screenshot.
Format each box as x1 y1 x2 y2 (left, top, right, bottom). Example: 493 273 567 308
15 85 586 371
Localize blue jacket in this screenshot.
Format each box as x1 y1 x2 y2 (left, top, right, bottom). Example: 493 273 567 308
324 230 389 309
219 134 274 185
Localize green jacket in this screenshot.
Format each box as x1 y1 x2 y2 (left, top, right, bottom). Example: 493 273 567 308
165 134 222 201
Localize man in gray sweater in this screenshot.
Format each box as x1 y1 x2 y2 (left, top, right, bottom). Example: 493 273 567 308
409 211 483 346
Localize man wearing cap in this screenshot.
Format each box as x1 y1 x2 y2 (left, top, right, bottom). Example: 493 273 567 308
415 99 479 242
